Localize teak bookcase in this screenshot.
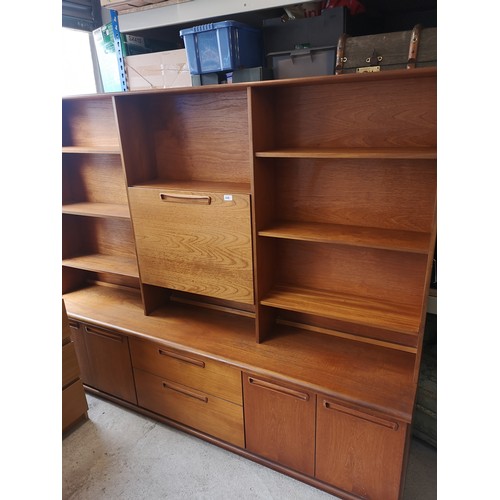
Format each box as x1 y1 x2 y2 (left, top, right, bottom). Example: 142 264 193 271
62 67 436 500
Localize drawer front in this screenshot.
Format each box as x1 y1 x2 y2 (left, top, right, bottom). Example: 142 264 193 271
128 187 254 304
130 337 242 405
134 368 244 448
62 342 80 388
62 380 88 432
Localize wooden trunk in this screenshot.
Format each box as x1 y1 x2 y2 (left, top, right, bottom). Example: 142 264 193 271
336 26 437 74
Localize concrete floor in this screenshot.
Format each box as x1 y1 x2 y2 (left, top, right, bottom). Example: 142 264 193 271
62 394 437 500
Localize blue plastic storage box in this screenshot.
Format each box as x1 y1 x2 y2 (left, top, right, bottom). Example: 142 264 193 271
180 21 262 75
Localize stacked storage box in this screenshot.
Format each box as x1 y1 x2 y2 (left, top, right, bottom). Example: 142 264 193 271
263 7 347 79
180 21 263 84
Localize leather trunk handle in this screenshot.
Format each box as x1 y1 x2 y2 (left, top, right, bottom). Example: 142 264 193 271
407 24 423 69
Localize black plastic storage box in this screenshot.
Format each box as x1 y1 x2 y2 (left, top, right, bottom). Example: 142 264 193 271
263 7 369 79
263 7 347 54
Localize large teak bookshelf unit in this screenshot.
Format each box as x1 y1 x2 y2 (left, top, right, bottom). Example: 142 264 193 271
62 68 436 500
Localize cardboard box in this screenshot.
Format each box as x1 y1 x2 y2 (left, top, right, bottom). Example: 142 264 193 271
125 49 192 90
100 0 190 13
92 21 175 92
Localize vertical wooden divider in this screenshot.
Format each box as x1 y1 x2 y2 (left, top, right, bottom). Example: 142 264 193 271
248 87 279 343
113 94 163 315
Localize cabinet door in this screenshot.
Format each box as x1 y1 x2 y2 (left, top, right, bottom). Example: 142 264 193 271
128 187 254 304
243 374 315 476
80 323 137 404
316 397 407 500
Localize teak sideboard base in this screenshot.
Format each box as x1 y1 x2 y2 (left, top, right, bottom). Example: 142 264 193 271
65 285 414 500
63 68 436 500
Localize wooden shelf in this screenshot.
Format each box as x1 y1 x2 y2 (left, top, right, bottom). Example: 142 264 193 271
62 254 139 278
255 147 437 160
63 146 121 154
131 179 252 194
62 202 130 219
258 221 431 254
261 285 421 335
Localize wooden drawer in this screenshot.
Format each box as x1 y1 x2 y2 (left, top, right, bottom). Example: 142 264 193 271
134 368 244 448
130 337 242 405
62 379 88 433
62 341 80 388
128 187 254 304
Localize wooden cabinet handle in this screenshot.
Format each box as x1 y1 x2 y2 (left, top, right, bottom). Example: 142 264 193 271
158 349 205 368
159 193 211 205
162 381 208 403
248 377 309 401
84 325 123 343
323 400 399 431
68 320 79 329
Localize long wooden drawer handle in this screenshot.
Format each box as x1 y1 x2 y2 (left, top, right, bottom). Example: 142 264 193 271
159 193 211 205
68 320 79 329
162 381 208 403
158 349 205 368
323 400 399 431
248 377 309 401
84 325 123 343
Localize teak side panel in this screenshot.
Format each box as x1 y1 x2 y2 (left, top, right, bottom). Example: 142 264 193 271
129 187 254 304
